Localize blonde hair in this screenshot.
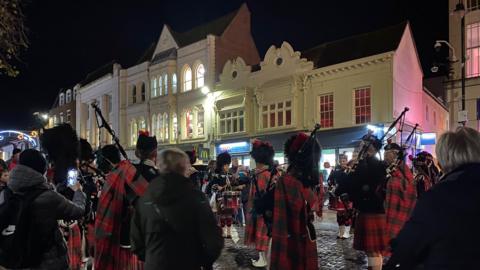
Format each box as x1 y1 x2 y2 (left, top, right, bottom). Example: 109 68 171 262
157 148 189 174
436 127 480 173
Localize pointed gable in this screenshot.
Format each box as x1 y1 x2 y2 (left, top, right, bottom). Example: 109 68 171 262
152 25 179 59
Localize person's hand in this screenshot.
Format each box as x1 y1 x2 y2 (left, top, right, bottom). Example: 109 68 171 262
69 181 82 192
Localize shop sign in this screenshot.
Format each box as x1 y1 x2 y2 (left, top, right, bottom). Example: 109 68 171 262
216 141 250 154
420 133 436 145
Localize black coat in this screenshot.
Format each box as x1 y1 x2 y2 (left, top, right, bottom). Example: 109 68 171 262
131 172 224 270
385 163 480 270
5 164 86 270
348 156 387 214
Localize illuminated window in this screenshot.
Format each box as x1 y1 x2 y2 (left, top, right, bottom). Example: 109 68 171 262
139 118 146 131
173 113 178 140
152 114 157 140
159 76 163 96
131 120 138 146
197 109 204 136
261 101 292 129
220 109 245 134
151 78 158 97
141 83 146 101
467 22 480 78
59 93 65 106
131 85 137 104
354 87 371 124
164 113 169 140
163 74 168 95
157 113 164 141
195 64 205 88
319 93 334 128
183 66 192 91
66 90 72 103
185 110 194 138
66 110 71 123
172 73 177 94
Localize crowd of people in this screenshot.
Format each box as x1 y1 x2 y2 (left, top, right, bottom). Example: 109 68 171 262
0 123 479 270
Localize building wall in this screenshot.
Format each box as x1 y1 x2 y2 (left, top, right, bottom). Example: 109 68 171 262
421 89 449 155
48 101 76 128
447 0 480 129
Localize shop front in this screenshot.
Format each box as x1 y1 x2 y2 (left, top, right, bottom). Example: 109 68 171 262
176 142 210 164
215 140 251 166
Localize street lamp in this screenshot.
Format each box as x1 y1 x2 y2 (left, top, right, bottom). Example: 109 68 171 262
201 86 210 95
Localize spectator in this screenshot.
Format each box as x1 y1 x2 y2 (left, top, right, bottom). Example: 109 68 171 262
385 127 480 270
0 159 8 192
131 148 223 270
4 149 86 269
7 148 21 171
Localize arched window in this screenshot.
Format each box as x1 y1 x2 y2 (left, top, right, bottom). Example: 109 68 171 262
163 74 168 95
151 78 157 97
132 85 137 104
159 76 163 96
141 83 146 101
173 113 178 140
185 110 193 138
131 120 138 146
66 90 72 103
172 73 177 94
59 93 65 106
183 66 192 92
158 113 164 141
139 118 146 131
164 113 169 141
195 64 205 88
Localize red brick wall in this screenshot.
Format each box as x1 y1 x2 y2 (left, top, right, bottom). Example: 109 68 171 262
215 4 260 80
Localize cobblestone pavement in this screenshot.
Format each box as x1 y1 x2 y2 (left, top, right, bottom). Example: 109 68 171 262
214 209 367 270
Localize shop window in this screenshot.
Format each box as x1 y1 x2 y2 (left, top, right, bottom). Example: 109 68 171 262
319 93 334 128
354 87 371 124
219 109 245 135
185 110 194 138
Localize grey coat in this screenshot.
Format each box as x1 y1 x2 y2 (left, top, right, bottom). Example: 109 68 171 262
4 165 86 270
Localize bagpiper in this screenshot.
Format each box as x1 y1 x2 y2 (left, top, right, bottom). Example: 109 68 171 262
349 134 387 270
383 142 417 250
412 151 438 198
94 131 155 270
271 131 320 270
245 139 276 268
328 153 353 239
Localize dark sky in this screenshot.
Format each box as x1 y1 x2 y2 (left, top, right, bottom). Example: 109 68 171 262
0 0 448 130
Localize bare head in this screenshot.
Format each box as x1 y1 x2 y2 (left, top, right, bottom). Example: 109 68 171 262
436 127 480 173
157 148 190 176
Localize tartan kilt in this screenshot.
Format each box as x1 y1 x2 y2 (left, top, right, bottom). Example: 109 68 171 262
67 223 83 270
353 213 388 253
245 214 269 251
95 239 144 270
85 223 95 257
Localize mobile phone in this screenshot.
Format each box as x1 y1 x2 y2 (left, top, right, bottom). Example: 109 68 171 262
67 169 78 187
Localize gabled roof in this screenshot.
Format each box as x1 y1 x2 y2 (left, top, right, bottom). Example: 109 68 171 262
170 9 238 47
303 21 408 68
79 60 117 86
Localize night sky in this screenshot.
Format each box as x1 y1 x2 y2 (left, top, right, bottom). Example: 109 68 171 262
0 0 448 130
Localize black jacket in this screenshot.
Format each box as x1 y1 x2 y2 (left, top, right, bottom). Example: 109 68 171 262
348 156 387 214
385 163 480 270
131 172 224 270
5 165 86 270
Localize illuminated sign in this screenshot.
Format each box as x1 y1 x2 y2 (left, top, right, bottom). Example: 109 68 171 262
216 141 250 154
0 130 38 147
420 133 436 145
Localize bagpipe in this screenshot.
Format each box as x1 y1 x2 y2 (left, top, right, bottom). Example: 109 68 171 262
385 123 419 178
346 107 410 174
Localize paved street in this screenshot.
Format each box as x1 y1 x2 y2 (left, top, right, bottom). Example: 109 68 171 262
214 209 367 270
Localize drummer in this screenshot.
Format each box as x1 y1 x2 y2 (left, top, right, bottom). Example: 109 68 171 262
206 152 245 238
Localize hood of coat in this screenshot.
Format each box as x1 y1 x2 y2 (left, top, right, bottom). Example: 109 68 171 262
8 164 49 192
149 172 193 206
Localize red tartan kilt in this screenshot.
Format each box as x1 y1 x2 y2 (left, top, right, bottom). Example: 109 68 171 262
353 213 388 253
86 223 95 256
67 223 83 270
118 248 144 270
245 214 269 251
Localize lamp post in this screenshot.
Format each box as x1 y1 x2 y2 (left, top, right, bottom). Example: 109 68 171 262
454 1 466 125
